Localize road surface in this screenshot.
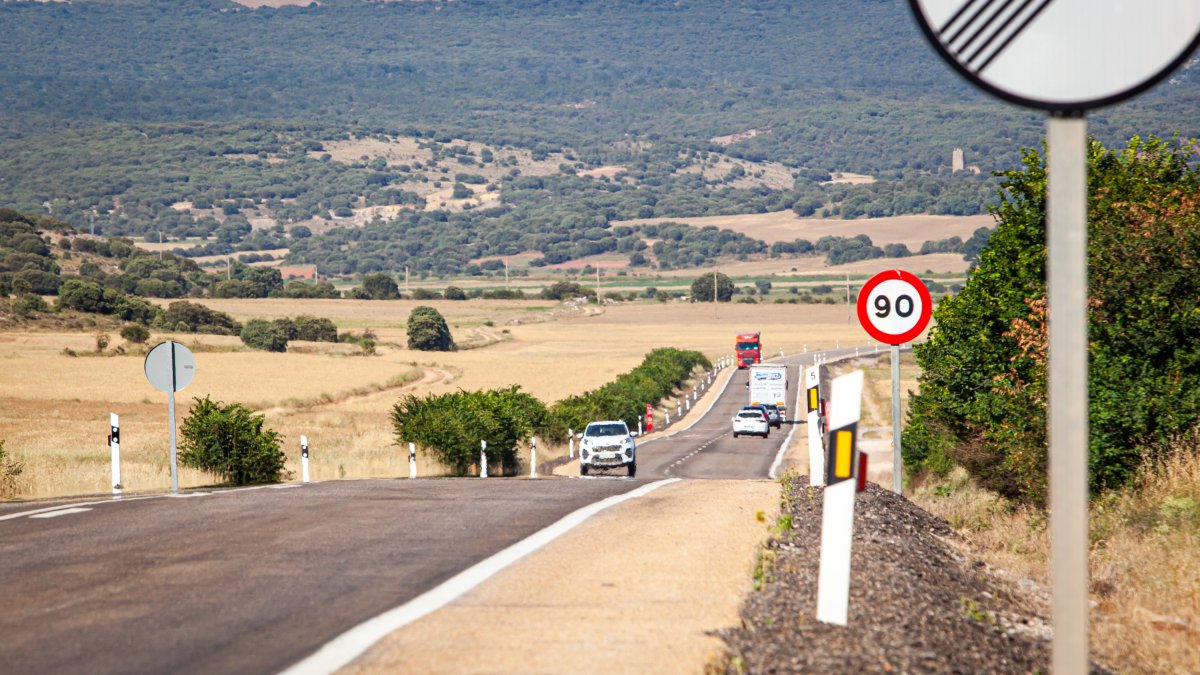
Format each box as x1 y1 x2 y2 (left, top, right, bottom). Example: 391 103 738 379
0 347 868 674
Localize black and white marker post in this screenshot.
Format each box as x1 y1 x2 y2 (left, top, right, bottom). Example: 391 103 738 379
300 435 310 483
109 412 122 497
805 365 823 486
856 270 932 495
907 2 1200 671
143 341 197 495
816 370 864 626
409 442 417 479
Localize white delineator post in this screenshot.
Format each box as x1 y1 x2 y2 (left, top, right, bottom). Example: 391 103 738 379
110 413 122 497
638 418 643 436
408 442 417 479
1048 114 1090 673
816 370 864 626
805 365 824 486
530 437 538 478
568 429 574 459
300 435 310 483
480 440 488 478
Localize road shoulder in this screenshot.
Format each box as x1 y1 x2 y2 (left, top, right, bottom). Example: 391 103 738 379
342 479 779 674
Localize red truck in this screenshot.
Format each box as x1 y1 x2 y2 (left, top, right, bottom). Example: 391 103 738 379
735 332 761 368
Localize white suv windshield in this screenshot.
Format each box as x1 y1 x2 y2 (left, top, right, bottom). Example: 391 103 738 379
587 423 627 437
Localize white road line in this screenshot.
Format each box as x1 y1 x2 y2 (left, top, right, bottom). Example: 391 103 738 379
280 478 682 675
28 507 92 519
0 496 154 522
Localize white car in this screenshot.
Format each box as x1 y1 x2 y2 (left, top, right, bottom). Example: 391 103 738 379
732 408 770 438
579 420 637 477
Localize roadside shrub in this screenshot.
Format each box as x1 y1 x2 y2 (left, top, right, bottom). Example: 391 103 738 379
240 319 289 352
690 272 734 302
293 315 338 342
120 323 151 344
159 301 239 335
407 305 454 351
444 285 467 300
362 272 400 299
179 396 287 485
547 347 711 439
0 439 25 498
906 136 1200 502
12 293 48 316
392 386 547 476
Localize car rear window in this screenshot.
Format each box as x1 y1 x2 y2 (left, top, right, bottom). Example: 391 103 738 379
737 411 763 419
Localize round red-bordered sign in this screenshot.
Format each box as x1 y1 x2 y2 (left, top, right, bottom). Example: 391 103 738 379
856 270 932 345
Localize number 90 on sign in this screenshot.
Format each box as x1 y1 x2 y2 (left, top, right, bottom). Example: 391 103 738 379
856 270 932 345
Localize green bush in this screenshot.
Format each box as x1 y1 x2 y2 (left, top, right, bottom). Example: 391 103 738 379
444 285 467 300
905 136 1200 503
689 272 734 302
293 314 338 342
179 396 287 485
119 323 150 344
159 301 239 335
392 386 546 475
547 347 711 439
240 319 289 352
407 305 454 351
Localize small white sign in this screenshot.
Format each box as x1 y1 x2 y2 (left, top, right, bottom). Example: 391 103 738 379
144 341 197 393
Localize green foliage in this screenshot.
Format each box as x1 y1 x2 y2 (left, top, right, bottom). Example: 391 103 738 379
406 305 454 352
178 396 287 485
690 272 734 302
292 314 338 342
119 323 150 344
159 301 239 335
547 347 711 438
240 319 289 352
362 272 400 300
540 281 595 301
392 386 547 476
444 285 467 300
905 136 1200 503
11 293 48 316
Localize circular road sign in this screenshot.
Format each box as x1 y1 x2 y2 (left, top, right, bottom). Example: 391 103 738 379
909 0 1200 111
857 270 933 345
144 341 197 393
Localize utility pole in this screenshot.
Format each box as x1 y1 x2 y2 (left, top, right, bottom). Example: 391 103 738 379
504 258 509 289
158 231 164 259
845 273 851 322
405 266 410 294
596 266 601 302
226 257 231 280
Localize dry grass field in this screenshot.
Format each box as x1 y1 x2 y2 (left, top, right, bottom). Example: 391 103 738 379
618 212 996 251
0 299 874 500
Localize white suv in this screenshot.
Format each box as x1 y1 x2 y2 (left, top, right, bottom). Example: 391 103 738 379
579 421 637 477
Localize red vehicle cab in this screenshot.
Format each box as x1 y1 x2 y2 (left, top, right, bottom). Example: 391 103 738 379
735 332 761 369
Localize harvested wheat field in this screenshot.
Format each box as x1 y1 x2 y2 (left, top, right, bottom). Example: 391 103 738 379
0 299 879 500
620 212 996 251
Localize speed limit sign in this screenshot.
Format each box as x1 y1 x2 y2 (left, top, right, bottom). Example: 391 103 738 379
856 270 932 345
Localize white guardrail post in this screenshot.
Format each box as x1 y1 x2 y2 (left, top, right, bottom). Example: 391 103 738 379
409 442 417 479
817 370 864 626
568 428 574 459
480 440 488 478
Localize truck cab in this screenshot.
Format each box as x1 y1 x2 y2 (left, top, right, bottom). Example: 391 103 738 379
735 332 761 369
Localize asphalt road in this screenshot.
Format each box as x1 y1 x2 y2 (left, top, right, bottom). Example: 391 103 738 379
0 347 869 675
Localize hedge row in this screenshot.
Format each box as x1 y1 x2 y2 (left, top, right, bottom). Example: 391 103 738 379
391 347 711 475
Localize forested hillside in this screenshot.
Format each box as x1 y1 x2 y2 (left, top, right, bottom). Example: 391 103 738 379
2 0 1198 273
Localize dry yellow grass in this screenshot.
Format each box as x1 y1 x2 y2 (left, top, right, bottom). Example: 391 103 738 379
618 212 995 251
912 444 1200 674
0 299 873 499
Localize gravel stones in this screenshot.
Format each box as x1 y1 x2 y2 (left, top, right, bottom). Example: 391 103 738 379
717 478 1057 674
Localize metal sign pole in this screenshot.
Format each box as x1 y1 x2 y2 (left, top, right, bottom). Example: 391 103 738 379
168 389 179 494
1047 113 1089 675
891 344 902 494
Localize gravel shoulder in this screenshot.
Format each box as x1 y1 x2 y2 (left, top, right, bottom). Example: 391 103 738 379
343 479 780 674
716 478 1061 673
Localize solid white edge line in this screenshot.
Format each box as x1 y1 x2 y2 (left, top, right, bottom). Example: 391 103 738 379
769 359 810 480
29 507 93 519
279 478 682 675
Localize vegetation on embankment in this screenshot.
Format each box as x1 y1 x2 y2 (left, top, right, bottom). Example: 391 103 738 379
904 136 1200 503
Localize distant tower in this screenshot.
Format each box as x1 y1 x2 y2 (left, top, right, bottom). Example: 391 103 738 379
952 148 965 173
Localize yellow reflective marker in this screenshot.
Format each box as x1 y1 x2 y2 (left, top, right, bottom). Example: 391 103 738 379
834 430 854 479
808 387 819 411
